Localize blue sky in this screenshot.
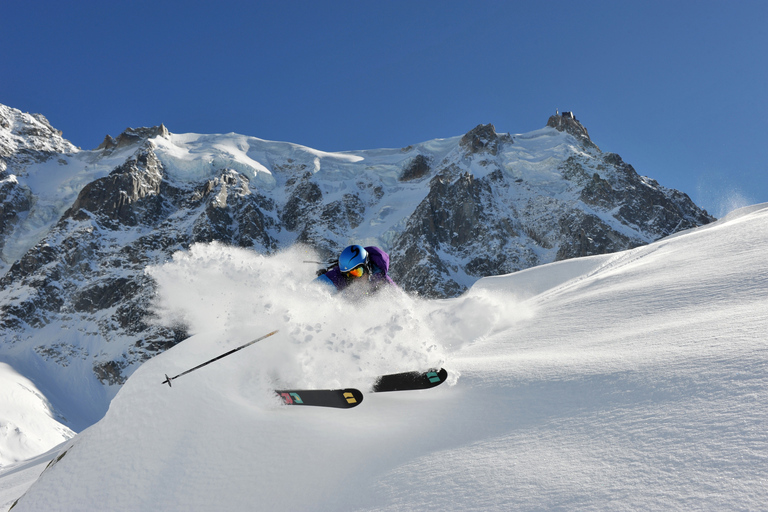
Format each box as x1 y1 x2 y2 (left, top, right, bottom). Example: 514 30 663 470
2 0 766 217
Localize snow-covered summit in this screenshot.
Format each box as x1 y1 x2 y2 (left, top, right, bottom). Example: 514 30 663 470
0 105 77 172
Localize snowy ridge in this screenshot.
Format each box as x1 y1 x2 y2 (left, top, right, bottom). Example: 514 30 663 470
3 203 766 511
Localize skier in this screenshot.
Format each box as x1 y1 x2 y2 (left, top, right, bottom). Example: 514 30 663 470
315 244 396 294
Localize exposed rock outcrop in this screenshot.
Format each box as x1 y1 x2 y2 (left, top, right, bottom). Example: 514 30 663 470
400 154 432 182
547 112 595 148
96 125 170 152
459 123 513 155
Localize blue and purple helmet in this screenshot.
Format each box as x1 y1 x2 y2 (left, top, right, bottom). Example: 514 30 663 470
338 245 368 274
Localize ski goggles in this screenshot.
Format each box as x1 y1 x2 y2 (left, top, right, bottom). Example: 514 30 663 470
344 266 365 278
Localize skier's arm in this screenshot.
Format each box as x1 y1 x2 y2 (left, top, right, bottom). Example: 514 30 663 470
314 272 340 293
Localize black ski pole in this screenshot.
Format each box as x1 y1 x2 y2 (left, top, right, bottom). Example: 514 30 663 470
162 329 278 387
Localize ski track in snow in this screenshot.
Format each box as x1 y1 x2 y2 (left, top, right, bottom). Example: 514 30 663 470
2 204 768 511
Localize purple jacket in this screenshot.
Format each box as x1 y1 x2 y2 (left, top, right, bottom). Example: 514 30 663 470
315 246 396 292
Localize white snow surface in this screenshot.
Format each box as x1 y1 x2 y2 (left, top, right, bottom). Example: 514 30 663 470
0 363 74 467
3 203 768 511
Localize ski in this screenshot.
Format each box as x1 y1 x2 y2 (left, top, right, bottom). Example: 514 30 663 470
372 368 448 393
275 388 363 409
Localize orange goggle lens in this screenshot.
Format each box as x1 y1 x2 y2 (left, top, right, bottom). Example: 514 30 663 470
345 266 364 278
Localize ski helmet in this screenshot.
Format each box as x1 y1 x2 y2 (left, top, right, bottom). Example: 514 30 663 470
338 245 368 273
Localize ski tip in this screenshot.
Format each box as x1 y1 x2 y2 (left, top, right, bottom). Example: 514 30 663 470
162 374 172 387
344 388 364 407
372 368 448 392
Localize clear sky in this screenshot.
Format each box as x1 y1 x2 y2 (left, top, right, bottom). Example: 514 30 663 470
2 0 766 217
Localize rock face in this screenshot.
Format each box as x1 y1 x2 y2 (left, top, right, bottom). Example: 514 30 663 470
0 103 714 422
459 123 513 155
96 125 170 153
0 174 31 256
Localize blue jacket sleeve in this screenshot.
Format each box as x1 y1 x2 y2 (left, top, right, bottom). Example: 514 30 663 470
314 273 338 292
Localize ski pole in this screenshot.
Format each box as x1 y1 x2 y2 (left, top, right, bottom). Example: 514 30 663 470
162 329 278 387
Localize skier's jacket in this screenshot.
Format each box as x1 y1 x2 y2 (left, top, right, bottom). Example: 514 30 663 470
315 246 396 293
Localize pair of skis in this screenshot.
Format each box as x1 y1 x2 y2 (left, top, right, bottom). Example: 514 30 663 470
161 329 448 409
275 368 448 409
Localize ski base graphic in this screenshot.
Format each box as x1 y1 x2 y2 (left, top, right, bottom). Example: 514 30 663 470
276 388 363 408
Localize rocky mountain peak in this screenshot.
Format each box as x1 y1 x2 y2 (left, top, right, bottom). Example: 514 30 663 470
460 123 513 155
547 112 593 145
96 124 170 152
0 103 78 172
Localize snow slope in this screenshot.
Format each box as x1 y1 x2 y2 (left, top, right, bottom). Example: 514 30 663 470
3 203 767 511
0 364 73 467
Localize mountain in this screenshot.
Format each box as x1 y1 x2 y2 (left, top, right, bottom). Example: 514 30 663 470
0 103 713 430
3 203 766 512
